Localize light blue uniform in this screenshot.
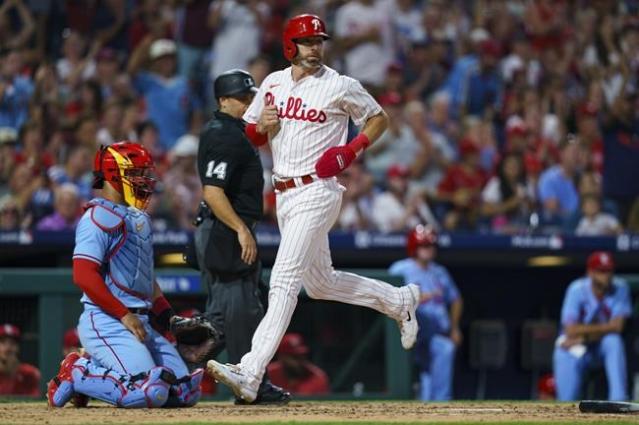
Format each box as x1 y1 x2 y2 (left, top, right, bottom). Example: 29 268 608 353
389 258 460 401
553 276 631 401
67 198 201 407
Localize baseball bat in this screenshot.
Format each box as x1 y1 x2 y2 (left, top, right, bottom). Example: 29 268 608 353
579 400 639 414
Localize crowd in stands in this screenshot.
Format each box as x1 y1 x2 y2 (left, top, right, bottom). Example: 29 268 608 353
0 0 638 235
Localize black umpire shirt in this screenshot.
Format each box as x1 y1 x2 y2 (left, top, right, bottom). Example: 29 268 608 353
197 111 264 222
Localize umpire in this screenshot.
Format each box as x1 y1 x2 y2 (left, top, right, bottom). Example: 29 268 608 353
194 69 290 405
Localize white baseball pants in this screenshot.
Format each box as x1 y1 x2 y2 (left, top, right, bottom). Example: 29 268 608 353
240 178 415 387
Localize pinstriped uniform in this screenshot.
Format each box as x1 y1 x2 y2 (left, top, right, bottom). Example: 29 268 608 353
240 65 417 387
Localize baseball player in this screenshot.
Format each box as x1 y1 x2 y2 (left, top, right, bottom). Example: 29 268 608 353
47 142 203 408
553 251 631 401
206 14 421 403
389 225 463 401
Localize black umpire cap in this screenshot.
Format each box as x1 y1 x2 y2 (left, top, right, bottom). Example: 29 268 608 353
214 69 258 99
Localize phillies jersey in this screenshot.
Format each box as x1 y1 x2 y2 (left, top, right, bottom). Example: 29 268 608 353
73 198 154 309
243 65 382 178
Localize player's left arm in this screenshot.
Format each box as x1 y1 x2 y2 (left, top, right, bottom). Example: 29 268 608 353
442 268 463 346
315 79 388 178
150 280 175 334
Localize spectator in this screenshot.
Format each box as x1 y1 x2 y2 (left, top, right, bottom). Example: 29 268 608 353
56 29 97 90
7 163 51 227
14 121 53 175
460 39 502 119
164 134 201 230
0 49 34 132
0 195 21 231
575 102 603 173
36 183 81 231
175 0 214 82
73 114 99 150
62 328 81 357
128 0 173 51
266 333 330 396
601 88 639 226
0 127 18 191
0 324 40 396
96 99 126 146
247 55 272 87
94 47 121 101
437 138 487 231
336 161 376 231
403 41 446 102
136 120 169 176
443 27 489 117
128 37 202 151
208 0 269 81
389 226 462 401
575 194 622 236
47 145 93 200
409 99 456 196
480 153 533 234
553 251 631 401
0 0 35 51
392 0 426 57
64 79 103 124
366 92 421 182
335 0 394 89
372 164 438 233
537 136 584 227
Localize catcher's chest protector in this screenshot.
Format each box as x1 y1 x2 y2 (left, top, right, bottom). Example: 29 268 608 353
86 199 155 301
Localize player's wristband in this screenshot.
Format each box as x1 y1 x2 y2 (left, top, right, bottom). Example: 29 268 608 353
348 133 371 155
151 295 174 332
245 123 268 147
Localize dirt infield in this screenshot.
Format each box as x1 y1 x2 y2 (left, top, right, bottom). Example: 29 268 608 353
1 401 638 424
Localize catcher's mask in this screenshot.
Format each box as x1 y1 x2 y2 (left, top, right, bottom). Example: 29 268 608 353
93 142 156 211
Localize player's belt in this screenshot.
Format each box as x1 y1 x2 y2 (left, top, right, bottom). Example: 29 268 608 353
272 174 314 192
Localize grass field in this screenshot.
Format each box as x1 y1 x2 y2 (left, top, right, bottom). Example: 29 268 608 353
1 400 638 425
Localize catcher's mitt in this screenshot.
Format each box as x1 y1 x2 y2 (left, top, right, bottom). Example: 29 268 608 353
170 315 223 365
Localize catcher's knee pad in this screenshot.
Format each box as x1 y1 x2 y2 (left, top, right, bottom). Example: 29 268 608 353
72 359 174 408
120 367 174 408
170 368 204 407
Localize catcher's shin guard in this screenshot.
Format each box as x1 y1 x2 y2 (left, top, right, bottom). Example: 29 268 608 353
47 352 82 407
165 368 204 407
71 358 174 408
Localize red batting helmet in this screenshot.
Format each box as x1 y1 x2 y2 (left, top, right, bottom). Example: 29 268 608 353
407 225 437 257
587 251 615 272
283 14 330 61
93 142 156 211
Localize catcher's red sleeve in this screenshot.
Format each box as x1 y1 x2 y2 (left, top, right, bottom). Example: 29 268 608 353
73 258 129 319
245 123 268 147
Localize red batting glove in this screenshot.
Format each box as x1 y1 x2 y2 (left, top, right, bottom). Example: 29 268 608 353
315 145 357 178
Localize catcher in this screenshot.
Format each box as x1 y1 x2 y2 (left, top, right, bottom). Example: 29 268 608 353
186 69 290 405
47 142 205 408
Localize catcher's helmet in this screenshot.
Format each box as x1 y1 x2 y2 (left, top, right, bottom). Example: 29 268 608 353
213 69 258 99
93 142 156 211
406 225 437 257
283 14 330 61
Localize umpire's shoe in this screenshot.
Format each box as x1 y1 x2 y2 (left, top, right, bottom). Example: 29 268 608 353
234 382 291 406
47 352 81 407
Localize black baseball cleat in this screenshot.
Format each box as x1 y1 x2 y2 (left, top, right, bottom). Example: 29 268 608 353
234 383 291 406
